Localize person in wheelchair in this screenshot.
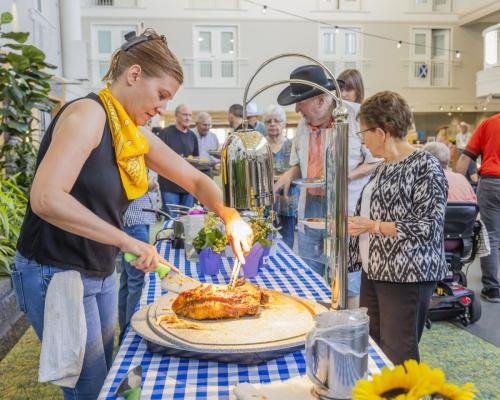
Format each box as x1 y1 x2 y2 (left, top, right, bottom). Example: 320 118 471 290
423 142 477 253
423 142 476 205
424 142 485 324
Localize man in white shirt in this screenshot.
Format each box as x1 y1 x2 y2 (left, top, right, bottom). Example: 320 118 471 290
456 121 472 151
274 65 379 305
192 112 220 178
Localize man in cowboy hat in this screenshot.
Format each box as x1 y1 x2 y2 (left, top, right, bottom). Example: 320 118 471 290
274 65 379 304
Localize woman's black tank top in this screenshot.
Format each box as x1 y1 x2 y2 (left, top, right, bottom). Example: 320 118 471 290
16 93 130 277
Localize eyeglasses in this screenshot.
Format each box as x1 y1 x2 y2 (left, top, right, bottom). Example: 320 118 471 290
355 127 377 138
264 118 283 124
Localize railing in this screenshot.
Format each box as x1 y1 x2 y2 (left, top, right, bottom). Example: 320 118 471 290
82 0 139 7
410 59 450 87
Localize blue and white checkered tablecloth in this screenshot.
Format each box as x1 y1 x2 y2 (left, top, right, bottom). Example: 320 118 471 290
99 240 391 399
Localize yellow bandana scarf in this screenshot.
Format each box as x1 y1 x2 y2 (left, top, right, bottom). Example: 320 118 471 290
98 85 149 200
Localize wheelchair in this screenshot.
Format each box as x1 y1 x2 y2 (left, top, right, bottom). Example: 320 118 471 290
427 202 482 327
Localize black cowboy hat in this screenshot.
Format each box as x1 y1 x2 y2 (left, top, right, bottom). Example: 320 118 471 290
277 65 344 106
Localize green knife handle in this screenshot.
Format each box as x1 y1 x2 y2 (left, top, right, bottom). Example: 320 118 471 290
122 387 141 400
124 252 170 279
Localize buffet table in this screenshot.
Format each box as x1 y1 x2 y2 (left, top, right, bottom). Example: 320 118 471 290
99 240 391 399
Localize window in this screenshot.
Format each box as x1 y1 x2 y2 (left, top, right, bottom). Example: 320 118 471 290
316 0 361 11
410 0 451 12
319 27 362 75
409 28 451 87
483 27 500 68
189 0 240 9
192 25 238 87
91 25 137 86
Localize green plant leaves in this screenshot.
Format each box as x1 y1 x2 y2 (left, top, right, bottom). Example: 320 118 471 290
6 52 30 71
1 32 30 43
0 176 28 276
0 19 54 190
192 213 228 254
22 45 46 63
1 12 13 25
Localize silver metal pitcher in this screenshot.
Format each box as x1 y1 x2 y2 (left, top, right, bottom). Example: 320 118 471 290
306 309 369 399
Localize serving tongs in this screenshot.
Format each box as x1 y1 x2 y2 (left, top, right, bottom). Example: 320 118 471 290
228 258 242 288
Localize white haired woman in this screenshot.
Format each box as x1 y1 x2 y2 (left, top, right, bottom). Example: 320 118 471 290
265 105 297 248
423 141 476 203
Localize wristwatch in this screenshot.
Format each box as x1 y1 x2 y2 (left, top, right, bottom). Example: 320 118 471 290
373 220 382 236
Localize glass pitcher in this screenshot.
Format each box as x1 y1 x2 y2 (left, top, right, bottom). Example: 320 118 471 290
305 309 369 399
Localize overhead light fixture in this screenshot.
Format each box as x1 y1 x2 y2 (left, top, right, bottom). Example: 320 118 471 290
448 112 452 116
456 106 462 111
397 40 402 48
335 26 339 34
262 5 267 14
483 106 487 111
455 50 461 59
439 106 444 111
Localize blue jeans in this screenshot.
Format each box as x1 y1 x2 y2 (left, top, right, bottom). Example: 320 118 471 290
298 195 360 296
11 252 117 400
298 196 327 276
161 191 194 217
278 215 296 249
118 224 149 339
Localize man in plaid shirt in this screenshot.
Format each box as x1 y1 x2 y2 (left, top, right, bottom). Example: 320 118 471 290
118 170 159 339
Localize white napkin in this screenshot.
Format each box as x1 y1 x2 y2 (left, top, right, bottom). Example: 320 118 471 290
233 375 315 400
39 270 86 388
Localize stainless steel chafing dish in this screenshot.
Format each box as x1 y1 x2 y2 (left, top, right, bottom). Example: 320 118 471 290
221 53 350 310
221 129 274 210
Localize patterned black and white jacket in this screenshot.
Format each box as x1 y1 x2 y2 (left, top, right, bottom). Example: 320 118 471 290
348 150 448 283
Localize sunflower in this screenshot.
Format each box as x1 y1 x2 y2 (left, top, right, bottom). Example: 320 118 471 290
403 359 445 398
352 364 419 400
416 360 477 400
352 360 476 400
429 382 477 400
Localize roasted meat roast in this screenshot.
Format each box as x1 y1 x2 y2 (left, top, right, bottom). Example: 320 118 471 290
172 279 268 320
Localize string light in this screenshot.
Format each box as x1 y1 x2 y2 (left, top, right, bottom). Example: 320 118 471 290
242 0 462 58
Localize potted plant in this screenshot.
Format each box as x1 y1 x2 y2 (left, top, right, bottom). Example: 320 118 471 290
243 209 274 278
192 213 228 275
0 12 56 192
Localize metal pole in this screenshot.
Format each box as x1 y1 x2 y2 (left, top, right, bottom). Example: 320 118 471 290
330 116 349 310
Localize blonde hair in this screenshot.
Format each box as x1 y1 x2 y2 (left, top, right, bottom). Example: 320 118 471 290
103 28 183 84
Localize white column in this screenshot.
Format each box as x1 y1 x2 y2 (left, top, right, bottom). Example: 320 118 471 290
60 0 87 80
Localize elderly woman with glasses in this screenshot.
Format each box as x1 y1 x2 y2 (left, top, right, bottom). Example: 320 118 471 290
264 105 297 249
348 91 448 366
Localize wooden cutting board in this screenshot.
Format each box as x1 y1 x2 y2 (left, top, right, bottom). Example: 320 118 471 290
148 289 326 348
